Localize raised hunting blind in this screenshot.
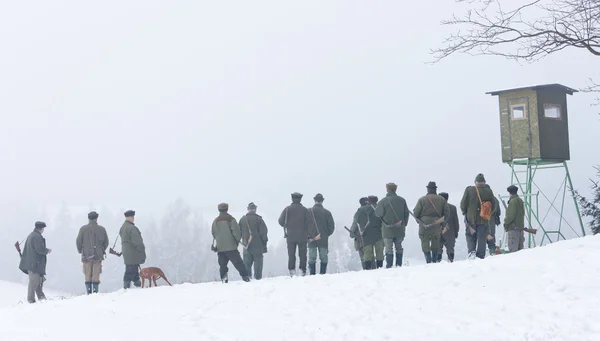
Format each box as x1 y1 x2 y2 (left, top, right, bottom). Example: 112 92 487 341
486 83 575 163
486 83 586 250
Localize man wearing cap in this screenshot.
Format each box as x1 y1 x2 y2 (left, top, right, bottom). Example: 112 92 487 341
278 192 312 276
239 202 269 280
19 221 52 303
307 193 335 275
349 197 369 267
460 173 495 259
438 192 459 262
212 203 250 283
119 210 146 289
76 211 109 294
414 182 450 263
353 195 384 269
375 183 410 268
504 185 526 253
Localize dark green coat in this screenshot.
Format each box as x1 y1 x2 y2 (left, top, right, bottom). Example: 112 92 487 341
278 200 311 243
212 213 242 252
375 192 409 239
504 194 525 232
119 220 146 265
351 204 382 246
19 229 49 275
76 220 109 262
413 193 450 234
239 212 268 256
460 184 495 226
446 203 460 238
307 204 335 248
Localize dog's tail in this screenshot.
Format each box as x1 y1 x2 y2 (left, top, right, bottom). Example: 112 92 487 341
160 270 173 286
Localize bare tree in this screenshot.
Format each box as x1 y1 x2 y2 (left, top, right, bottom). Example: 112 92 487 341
431 0 599 102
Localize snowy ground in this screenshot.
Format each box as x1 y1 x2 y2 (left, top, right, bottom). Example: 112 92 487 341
1 236 599 341
0 280 68 308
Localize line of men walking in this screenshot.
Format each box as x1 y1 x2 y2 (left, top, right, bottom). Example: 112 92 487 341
17 173 526 301
210 192 335 281
348 173 527 268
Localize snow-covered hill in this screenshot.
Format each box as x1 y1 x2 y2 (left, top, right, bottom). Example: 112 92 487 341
0 280 68 308
2 236 599 341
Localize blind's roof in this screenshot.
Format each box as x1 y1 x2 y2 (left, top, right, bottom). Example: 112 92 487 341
486 83 578 96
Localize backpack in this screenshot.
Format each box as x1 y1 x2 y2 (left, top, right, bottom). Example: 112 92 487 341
475 186 493 221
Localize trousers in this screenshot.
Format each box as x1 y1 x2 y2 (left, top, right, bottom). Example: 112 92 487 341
218 250 249 279
466 224 489 259
27 272 46 303
287 241 307 271
243 250 264 280
507 229 525 252
363 240 384 262
123 264 141 287
83 260 102 282
308 246 328 264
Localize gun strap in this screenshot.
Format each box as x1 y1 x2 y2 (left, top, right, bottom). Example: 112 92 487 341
388 199 402 226
426 195 442 218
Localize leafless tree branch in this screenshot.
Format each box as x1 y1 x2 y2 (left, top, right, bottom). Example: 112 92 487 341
431 0 600 63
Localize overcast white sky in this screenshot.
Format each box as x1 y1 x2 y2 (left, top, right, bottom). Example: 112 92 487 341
0 1 598 232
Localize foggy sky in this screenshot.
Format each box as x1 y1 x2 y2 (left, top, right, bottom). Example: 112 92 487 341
1 1 598 235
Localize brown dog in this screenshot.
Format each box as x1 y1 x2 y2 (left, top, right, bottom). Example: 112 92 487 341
138 266 172 288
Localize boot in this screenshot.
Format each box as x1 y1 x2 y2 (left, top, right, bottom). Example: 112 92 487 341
363 261 373 270
424 251 432 264
385 254 394 268
85 282 92 295
242 276 250 282
448 252 455 262
123 281 131 289
92 282 99 294
309 263 317 275
222 274 229 283
289 269 296 277
437 252 443 262
319 263 328 274
133 279 141 288
301 269 307 276
376 260 384 269
395 252 403 267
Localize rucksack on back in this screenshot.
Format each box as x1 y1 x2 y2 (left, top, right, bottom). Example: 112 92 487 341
475 186 492 221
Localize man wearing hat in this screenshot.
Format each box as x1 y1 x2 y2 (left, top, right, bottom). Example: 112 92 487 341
119 210 146 289
349 197 369 267
278 192 312 276
212 203 250 283
19 221 52 303
438 192 460 262
76 211 109 294
504 185 526 253
307 193 335 275
375 183 410 268
413 182 450 263
460 173 495 259
352 195 384 270
239 202 269 280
